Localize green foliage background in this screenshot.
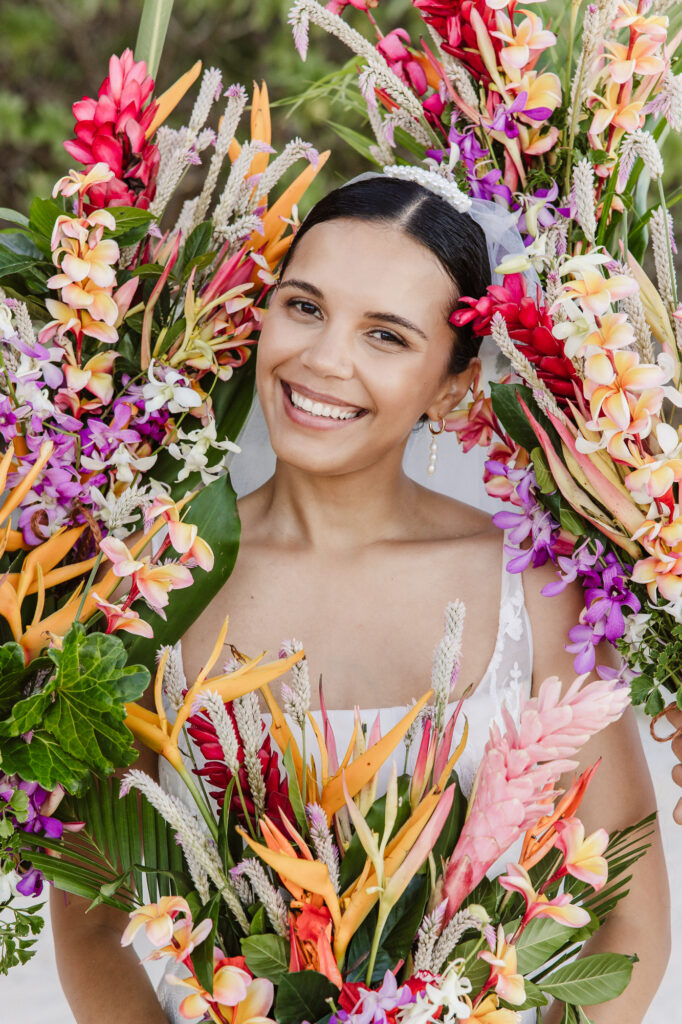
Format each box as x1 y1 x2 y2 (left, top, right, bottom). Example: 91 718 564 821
0 0 679 250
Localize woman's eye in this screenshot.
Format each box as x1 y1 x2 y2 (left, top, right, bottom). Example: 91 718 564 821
286 298 321 318
370 329 407 347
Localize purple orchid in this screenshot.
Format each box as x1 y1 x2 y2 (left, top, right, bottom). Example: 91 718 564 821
566 620 606 674
331 971 414 1024
542 540 605 596
582 554 640 643
491 464 559 572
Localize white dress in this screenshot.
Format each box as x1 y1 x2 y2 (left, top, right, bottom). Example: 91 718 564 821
157 556 535 1022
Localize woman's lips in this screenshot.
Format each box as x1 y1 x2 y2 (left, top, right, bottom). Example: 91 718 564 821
280 381 369 430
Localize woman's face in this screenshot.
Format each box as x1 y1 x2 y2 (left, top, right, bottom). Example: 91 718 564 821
256 218 477 476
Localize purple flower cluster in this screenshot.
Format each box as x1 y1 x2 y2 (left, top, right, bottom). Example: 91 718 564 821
1 323 169 545
564 550 640 673
0 776 70 897
427 121 512 204
489 462 560 572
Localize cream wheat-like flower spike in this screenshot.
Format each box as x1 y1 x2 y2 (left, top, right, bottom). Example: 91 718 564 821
233 691 266 817
231 859 288 936
572 158 597 245
191 84 248 230
650 205 677 318
491 312 565 421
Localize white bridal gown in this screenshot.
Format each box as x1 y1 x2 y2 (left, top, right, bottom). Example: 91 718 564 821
157 558 537 1024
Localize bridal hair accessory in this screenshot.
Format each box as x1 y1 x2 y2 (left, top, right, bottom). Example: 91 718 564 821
427 418 446 476
382 163 472 213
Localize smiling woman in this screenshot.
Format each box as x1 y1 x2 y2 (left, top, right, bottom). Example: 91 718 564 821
50 176 670 1024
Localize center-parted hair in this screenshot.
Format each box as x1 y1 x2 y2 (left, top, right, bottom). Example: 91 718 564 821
278 176 491 374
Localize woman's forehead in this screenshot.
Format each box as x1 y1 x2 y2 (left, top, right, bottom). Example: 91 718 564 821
284 218 454 314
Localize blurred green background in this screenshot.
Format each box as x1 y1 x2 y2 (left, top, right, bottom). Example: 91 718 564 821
0 0 680 259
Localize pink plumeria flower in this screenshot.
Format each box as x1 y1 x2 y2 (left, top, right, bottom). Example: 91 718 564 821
121 896 191 948
604 36 666 84
560 267 637 317
134 561 193 614
91 593 154 638
146 916 213 964
52 162 114 199
179 535 215 571
492 11 556 73
500 863 592 928
555 818 609 890
99 536 144 577
479 925 525 1006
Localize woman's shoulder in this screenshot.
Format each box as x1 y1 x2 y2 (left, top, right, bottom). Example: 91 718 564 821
408 482 498 546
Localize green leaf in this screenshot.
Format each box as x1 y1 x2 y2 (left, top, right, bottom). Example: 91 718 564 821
181 221 214 273
242 933 290 983
382 874 428 962
676 688 682 712
249 905 267 935
0 643 28 716
28 197 64 244
490 381 549 454
193 896 220 993
125 473 241 672
0 207 30 227
0 243 38 281
560 506 587 538
0 625 149 792
135 0 175 79
531 447 555 495
516 917 596 974
274 970 337 1024
108 206 155 246
283 742 307 831
540 953 634 1005
327 120 378 163
644 688 664 716
628 675 652 706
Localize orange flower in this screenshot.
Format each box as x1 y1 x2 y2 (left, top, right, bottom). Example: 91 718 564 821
289 902 343 988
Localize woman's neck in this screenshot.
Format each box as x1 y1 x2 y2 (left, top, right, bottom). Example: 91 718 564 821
255 449 423 550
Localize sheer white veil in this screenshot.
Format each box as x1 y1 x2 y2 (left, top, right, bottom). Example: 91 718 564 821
230 186 532 515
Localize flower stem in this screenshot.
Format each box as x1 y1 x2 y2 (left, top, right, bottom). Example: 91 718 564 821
365 903 390 986
74 551 103 623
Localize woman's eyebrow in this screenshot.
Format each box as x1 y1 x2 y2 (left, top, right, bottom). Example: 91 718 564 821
278 278 324 299
364 311 428 340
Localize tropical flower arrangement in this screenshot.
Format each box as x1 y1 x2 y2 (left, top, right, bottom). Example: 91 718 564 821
0 19 327 970
285 0 682 749
21 605 651 1023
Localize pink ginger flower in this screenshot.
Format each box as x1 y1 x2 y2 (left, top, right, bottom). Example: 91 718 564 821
441 674 629 920
64 49 160 210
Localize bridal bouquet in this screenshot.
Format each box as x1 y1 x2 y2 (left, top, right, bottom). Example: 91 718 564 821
0 18 326 970
23 605 651 1023
284 0 682 746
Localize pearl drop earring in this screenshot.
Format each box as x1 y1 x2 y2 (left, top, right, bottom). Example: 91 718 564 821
427 419 446 476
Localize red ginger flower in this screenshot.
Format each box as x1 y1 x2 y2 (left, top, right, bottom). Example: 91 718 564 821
64 49 160 210
186 703 295 826
413 0 503 85
452 273 581 405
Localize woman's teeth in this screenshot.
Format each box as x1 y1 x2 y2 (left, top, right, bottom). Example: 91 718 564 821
289 387 361 420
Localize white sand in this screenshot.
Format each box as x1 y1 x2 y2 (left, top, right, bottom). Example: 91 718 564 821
1 713 679 1024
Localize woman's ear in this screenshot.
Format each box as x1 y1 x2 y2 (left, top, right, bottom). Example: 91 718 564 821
424 356 481 423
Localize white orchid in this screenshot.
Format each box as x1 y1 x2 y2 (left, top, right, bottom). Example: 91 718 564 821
167 419 240 485
141 359 203 417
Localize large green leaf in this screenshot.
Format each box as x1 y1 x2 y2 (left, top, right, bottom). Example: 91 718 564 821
242 933 290 983
516 916 596 974
20 776 187 909
135 0 175 79
490 381 561 456
540 953 634 1005
124 471 241 671
0 625 149 792
0 244 38 281
274 971 338 1024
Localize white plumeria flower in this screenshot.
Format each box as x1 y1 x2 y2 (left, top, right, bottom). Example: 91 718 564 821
141 359 202 417
551 299 597 358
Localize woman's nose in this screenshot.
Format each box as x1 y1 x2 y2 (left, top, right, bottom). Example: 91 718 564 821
299 321 354 379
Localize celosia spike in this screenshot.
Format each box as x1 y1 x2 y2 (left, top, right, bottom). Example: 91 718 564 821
251 150 330 249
